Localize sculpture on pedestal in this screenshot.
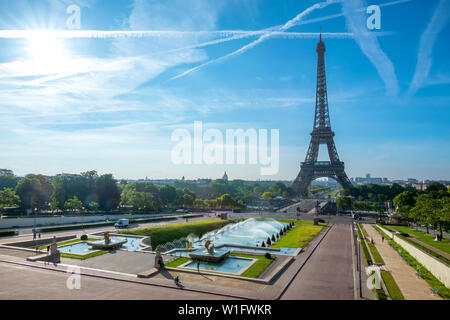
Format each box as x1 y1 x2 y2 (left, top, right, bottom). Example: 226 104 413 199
204 240 215 254
154 249 164 270
49 236 61 263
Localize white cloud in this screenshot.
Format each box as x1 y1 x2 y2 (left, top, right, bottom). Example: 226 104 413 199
341 0 399 96
409 0 450 94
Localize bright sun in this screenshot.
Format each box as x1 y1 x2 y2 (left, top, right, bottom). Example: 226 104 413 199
27 31 69 70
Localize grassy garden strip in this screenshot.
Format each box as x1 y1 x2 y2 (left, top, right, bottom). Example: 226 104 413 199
359 224 385 265
380 225 449 265
37 238 97 250
60 250 108 260
272 220 324 248
375 225 449 300
380 270 404 300
230 253 275 278
385 225 450 255
165 257 190 268
356 224 372 266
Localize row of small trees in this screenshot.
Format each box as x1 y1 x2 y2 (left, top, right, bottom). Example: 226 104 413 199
259 223 293 247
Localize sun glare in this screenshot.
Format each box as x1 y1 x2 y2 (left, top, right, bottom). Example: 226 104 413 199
26 31 69 71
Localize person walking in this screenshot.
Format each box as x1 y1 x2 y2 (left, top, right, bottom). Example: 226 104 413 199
197 262 200 272
382 235 385 243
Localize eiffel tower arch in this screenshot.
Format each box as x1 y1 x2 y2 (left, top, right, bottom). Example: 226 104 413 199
292 33 352 198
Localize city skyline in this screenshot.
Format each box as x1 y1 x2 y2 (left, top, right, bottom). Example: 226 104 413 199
0 0 449 181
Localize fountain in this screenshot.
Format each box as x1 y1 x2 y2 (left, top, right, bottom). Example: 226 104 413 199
189 240 230 262
87 232 127 250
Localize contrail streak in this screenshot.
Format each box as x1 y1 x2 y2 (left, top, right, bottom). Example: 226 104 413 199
169 0 340 81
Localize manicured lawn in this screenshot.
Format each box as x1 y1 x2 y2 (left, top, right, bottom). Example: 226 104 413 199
271 220 325 249
230 253 275 278
359 224 384 265
165 257 190 268
380 270 404 300
120 219 231 248
357 224 372 266
37 238 96 250
60 250 108 260
387 225 450 255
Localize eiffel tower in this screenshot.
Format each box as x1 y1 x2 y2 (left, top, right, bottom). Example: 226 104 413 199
292 32 352 198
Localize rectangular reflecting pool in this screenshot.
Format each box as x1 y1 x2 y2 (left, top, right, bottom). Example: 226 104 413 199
59 242 99 255
181 256 254 275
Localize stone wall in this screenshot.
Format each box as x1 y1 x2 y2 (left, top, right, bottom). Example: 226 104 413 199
0 213 171 229
4 235 76 248
378 225 450 288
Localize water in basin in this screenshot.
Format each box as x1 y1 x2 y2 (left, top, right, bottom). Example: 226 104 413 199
59 242 99 255
199 219 290 247
183 257 252 274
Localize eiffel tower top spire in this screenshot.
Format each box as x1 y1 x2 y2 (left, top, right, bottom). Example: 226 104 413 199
314 27 330 130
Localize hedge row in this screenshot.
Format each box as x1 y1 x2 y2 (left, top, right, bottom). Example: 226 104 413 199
120 219 231 248
0 230 17 237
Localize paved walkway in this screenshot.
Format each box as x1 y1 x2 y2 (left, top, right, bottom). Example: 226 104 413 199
0 261 236 300
280 224 355 300
364 224 441 300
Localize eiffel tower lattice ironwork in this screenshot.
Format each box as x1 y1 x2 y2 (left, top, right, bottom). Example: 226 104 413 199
292 32 352 197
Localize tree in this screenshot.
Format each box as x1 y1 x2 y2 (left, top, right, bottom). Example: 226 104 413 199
0 188 20 210
262 192 274 200
0 172 20 191
130 192 155 212
15 176 41 211
410 194 435 233
87 201 99 212
268 182 288 197
81 170 99 205
235 200 247 210
159 185 177 207
50 197 59 213
426 182 447 193
218 194 234 209
64 196 83 212
182 188 196 208
194 198 204 209
96 174 120 211
393 191 417 221
337 196 352 211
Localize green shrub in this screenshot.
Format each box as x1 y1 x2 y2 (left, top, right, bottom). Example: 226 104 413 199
120 219 231 248
80 234 88 241
265 252 272 260
0 230 16 237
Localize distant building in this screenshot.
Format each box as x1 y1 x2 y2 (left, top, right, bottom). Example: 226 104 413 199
222 172 229 181
353 173 384 185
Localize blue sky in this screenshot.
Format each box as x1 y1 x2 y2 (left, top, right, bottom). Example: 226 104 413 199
0 0 449 181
